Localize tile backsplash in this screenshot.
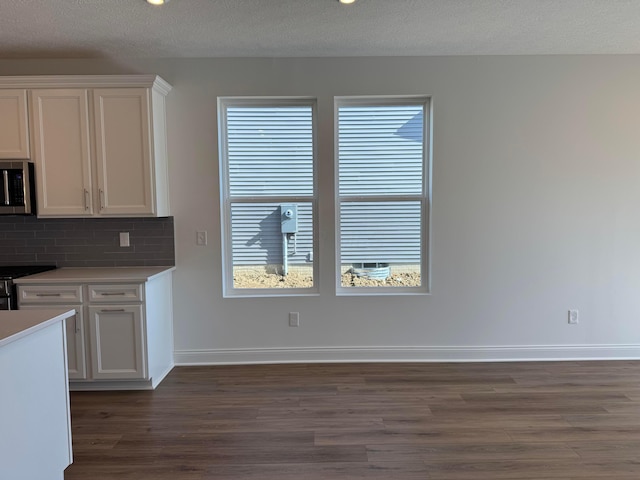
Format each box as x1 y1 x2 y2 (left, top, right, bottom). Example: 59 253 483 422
0 216 174 267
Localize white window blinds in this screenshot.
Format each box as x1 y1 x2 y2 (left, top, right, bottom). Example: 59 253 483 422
337 101 427 267
338 104 424 197
227 106 314 197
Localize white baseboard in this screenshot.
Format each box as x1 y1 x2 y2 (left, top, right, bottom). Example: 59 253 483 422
70 380 155 391
174 344 640 365
69 364 175 391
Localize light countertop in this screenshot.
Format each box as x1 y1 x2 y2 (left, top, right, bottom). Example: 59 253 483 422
13 266 175 284
0 309 75 348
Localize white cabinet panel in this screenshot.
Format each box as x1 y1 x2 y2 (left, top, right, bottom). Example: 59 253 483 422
64 307 88 380
19 284 83 304
0 89 29 159
88 305 146 380
93 88 154 216
88 283 143 303
20 304 88 380
30 89 93 216
0 319 72 479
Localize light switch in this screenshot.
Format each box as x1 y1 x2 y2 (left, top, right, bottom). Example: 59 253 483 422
196 231 208 246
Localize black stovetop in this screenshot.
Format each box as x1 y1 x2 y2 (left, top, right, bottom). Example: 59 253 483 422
0 265 57 280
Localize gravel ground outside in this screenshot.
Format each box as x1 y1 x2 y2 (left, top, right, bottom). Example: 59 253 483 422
233 266 421 288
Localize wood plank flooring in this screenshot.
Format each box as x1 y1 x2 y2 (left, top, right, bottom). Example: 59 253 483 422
64 361 640 479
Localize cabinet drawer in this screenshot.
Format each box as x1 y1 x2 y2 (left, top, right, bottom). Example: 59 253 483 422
88 284 143 303
19 285 83 304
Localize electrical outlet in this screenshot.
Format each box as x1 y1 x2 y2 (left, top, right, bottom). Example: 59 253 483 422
289 312 300 327
119 232 130 247
196 231 208 246
568 309 579 325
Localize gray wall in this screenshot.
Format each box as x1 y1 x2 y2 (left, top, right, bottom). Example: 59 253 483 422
1 56 640 362
0 216 174 267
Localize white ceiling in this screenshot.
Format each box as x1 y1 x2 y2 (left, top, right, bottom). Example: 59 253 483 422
1 0 640 59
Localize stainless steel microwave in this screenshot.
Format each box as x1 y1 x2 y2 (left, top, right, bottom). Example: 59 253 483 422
0 160 36 215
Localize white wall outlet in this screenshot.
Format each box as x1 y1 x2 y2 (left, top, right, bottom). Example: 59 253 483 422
568 309 579 325
119 232 130 247
196 231 208 246
289 312 300 327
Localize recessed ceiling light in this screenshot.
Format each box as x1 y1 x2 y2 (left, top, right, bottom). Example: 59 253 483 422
338 0 357 4
146 0 169 5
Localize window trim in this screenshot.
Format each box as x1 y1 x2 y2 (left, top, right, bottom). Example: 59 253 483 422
334 95 432 296
218 97 319 298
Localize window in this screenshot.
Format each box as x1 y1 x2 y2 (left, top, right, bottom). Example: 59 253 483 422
336 97 431 294
219 98 317 296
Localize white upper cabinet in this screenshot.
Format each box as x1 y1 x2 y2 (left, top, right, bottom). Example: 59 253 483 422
0 75 171 217
30 89 94 216
0 89 30 159
93 88 154 216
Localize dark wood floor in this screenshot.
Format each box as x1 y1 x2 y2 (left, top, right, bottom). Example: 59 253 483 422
65 361 640 479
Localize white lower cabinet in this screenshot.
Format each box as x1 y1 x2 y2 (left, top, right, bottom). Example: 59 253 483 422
66 307 88 380
17 271 174 390
88 305 145 380
0 315 73 479
20 304 87 380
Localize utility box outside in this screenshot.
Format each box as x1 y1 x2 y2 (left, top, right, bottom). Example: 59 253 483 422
280 204 298 234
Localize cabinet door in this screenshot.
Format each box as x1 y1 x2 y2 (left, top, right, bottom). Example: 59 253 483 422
19 304 88 380
0 89 30 159
88 305 147 380
63 306 88 380
93 88 155 216
30 89 93 216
